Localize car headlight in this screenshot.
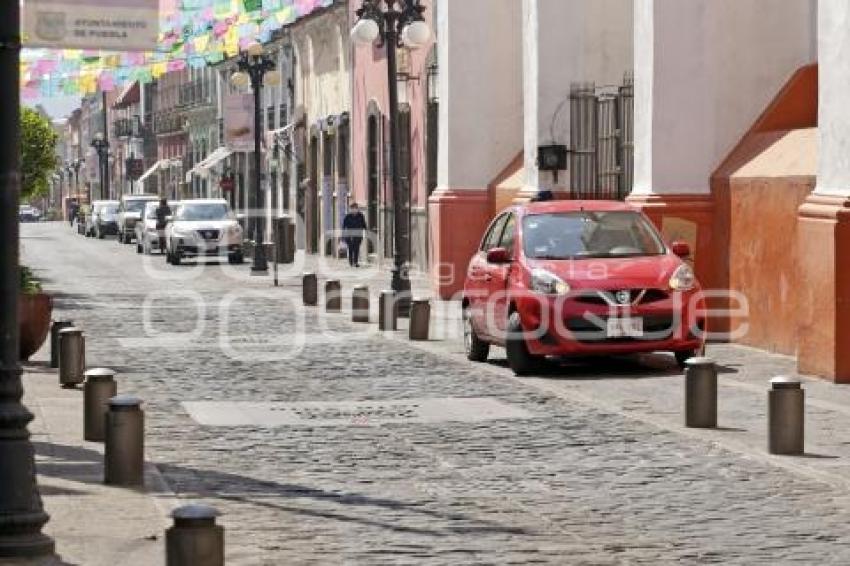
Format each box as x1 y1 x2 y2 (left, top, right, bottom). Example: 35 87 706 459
669 264 696 291
531 268 571 295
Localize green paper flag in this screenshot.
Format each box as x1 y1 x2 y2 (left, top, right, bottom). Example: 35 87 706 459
243 0 262 12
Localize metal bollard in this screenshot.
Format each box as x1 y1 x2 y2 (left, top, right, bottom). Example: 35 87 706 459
84 368 118 442
104 395 145 486
59 327 85 388
50 319 74 368
166 505 224 566
352 285 370 323
409 298 431 341
768 376 804 455
302 272 318 306
378 291 398 331
325 280 342 312
684 357 717 428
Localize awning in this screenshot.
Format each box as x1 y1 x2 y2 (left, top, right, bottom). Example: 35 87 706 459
113 81 140 109
265 123 295 149
185 147 233 182
138 159 167 184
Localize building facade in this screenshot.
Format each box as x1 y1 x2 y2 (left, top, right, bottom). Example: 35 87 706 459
291 0 351 255
349 0 437 271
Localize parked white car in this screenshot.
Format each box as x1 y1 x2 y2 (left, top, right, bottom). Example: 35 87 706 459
117 194 159 244
164 199 244 265
136 200 179 255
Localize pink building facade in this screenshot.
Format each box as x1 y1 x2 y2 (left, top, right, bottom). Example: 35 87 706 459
349 0 437 270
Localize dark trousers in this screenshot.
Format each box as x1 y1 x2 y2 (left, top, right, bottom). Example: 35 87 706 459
346 237 362 266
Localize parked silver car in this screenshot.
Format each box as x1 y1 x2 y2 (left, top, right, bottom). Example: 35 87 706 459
164 199 244 265
136 200 179 255
86 200 119 238
117 194 159 244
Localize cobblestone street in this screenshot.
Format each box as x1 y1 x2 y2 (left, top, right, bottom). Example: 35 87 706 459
21 222 850 565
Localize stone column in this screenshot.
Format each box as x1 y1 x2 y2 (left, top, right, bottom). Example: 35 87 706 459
797 0 850 381
428 0 523 298
628 0 814 285
519 0 632 200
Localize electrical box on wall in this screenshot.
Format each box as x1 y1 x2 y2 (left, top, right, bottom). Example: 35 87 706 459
537 144 567 172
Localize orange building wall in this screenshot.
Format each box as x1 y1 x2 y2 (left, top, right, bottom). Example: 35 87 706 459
724 177 814 354
708 64 818 355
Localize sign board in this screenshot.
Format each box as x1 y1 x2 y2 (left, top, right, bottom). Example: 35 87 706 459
224 94 255 153
220 177 235 192
126 158 145 181
24 0 160 51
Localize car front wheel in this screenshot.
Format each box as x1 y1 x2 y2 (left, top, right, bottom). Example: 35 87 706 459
505 311 543 376
674 348 703 369
228 252 244 265
463 306 490 362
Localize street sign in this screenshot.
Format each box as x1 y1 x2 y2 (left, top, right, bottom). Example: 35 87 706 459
24 0 159 51
224 94 255 153
126 158 144 181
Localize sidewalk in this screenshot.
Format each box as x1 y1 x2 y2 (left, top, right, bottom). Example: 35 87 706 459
294 253 850 492
2 352 175 566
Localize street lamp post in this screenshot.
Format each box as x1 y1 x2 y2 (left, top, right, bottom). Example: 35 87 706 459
0 0 55 557
352 0 430 313
91 133 109 201
231 44 281 275
73 159 85 204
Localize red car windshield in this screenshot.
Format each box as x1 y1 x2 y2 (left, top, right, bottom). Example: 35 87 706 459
522 211 666 259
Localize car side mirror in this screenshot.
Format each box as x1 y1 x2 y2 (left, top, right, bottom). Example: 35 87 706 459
486 247 511 264
671 241 691 258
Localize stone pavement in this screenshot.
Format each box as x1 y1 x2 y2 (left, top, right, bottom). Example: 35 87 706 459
17 221 850 564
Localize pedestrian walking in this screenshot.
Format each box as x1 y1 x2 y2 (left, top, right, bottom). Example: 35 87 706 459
342 203 367 267
68 198 78 227
154 198 171 254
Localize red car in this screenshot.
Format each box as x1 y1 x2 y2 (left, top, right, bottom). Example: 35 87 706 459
462 200 705 375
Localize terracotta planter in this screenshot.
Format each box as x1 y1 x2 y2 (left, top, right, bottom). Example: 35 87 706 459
19 293 53 361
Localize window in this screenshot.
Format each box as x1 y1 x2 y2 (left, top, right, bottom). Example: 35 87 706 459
481 214 508 252
521 211 665 259
499 214 517 254
267 107 276 131
279 105 287 127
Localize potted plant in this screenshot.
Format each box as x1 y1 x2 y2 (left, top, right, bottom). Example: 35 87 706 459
19 266 52 361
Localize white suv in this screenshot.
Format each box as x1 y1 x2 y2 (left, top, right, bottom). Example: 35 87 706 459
164 199 244 265
117 194 159 244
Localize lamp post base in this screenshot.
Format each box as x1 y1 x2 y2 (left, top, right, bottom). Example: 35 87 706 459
391 265 412 318
0 533 55 559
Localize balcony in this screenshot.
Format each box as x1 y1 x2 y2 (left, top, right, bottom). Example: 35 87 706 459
113 117 141 139
153 111 185 135
178 79 212 109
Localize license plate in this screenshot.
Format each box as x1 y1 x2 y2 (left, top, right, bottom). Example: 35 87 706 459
606 317 643 338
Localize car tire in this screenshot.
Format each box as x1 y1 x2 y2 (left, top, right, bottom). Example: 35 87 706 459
675 349 699 369
505 311 543 376
463 306 490 362
97 228 104 239
171 251 181 266
228 252 244 265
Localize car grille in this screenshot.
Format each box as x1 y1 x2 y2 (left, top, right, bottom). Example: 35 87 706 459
573 288 669 306
565 313 676 343
197 229 221 241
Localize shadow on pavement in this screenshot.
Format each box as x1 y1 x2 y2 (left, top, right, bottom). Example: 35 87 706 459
31 442 534 538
